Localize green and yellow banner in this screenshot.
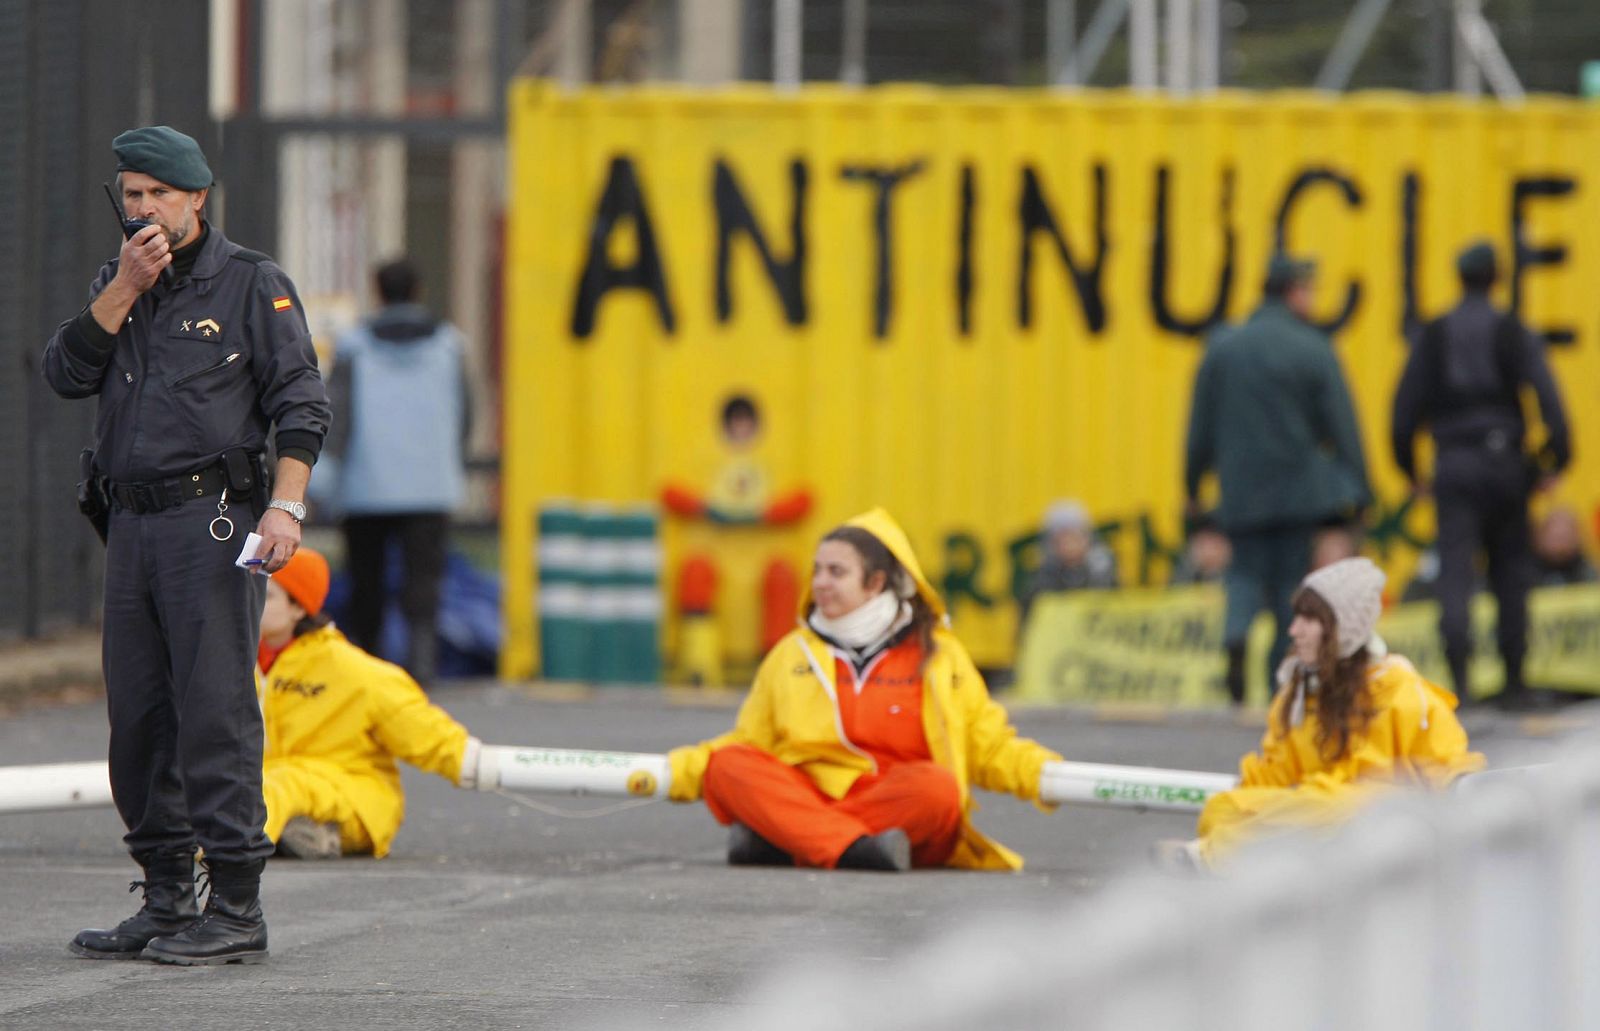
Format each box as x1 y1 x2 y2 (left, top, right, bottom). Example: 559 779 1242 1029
1015 583 1600 707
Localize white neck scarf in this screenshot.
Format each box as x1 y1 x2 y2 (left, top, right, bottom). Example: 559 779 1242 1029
809 591 911 656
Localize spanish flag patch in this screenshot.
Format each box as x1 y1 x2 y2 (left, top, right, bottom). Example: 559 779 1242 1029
272 296 293 312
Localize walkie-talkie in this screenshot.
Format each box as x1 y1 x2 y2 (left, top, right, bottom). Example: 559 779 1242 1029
104 182 154 239
103 182 171 286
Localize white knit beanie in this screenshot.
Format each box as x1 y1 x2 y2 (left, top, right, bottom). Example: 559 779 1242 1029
1300 557 1386 658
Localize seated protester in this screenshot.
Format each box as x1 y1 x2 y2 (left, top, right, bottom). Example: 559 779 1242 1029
257 548 482 859
667 509 1063 872
1155 557 1484 871
1019 499 1119 627
1169 513 1231 586
1532 506 1599 588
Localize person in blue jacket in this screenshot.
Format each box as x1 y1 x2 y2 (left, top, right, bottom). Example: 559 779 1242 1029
326 258 472 684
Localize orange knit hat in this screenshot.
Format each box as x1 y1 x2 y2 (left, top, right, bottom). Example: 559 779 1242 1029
274 547 330 616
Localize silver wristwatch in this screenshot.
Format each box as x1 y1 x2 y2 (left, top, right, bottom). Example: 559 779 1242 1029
267 498 307 523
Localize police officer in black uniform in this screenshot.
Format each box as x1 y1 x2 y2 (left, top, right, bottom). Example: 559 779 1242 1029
1391 241 1570 710
42 126 330 964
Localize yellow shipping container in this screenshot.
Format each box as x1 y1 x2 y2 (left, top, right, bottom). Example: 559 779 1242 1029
502 83 1600 677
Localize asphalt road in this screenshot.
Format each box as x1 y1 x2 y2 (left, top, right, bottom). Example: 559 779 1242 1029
0 684 1577 1030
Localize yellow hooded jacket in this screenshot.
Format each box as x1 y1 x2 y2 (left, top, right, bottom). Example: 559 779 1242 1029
1198 651 1485 862
259 625 472 858
667 508 1062 871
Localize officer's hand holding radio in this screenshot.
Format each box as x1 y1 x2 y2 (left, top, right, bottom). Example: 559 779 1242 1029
115 223 171 294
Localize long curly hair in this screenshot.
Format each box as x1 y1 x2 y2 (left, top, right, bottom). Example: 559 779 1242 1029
1274 586 1376 763
819 525 939 664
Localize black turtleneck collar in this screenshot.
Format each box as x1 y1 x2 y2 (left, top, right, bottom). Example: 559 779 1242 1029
170 221 210 282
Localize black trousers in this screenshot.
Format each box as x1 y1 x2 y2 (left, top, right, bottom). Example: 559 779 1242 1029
1222 524 1314 704
341 512 449 676
1434 445 1533 697
102 500 272 864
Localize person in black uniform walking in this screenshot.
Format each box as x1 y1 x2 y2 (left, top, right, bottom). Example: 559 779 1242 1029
1391 241 1570 710
42 126 330 964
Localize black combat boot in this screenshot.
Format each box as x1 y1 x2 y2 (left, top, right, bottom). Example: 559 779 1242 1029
141 858 268 965
70 851 198 960
1493 653 1557 712
1224 643 1248 707
1446 647 1474 708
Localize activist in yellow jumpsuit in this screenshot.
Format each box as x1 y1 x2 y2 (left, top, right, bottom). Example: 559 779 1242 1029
668 508 1062 872
257 548 480 859
1171 557 1484 869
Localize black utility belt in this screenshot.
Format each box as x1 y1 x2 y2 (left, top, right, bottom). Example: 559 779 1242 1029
110 465 228 514
109 450 269 516
1436 428 1521 454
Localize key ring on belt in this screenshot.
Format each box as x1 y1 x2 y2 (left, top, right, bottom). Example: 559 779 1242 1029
210 488 235 542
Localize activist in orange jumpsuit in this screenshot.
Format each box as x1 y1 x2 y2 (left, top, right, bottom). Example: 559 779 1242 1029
667 508 1062 871
1156 557 1484 870
257 548 481 859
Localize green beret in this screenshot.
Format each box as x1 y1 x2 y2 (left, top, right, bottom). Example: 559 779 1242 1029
112 126 213 191
1457 240 1498 281
1263 252 1315 292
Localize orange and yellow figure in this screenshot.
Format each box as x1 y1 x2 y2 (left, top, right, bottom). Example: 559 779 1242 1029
662 394 811 686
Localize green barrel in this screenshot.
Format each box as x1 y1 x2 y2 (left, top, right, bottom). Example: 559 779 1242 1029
537 503 661 684
594 507 661 685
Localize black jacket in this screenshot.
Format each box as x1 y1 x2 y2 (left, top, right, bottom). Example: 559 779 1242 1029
1391 294 1570 483
1185 301 1371 532
42 223 331 482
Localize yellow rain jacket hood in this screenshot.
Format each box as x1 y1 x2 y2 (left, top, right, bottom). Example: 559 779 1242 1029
669 508 1060 871
796 507 948 622
258 625 472 858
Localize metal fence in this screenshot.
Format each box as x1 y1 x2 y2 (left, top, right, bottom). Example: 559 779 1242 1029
0 0 211 641
648 718 1600 1031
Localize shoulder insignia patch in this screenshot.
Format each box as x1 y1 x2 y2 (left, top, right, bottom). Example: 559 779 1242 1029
272 296 293 313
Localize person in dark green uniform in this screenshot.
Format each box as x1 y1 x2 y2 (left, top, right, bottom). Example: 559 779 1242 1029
1184 254 1371 705
42 126 330 965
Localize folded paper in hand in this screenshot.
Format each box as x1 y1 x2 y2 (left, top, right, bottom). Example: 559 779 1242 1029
234 532 267 573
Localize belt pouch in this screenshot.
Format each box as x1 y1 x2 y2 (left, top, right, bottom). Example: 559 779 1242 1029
222 448 266 519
